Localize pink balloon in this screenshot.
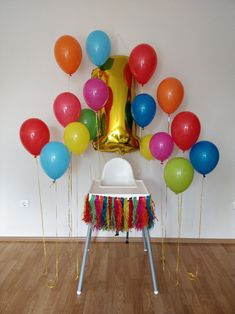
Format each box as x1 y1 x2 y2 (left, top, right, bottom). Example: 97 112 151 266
53 92 81 127
83 78 109 111
150 132 174 162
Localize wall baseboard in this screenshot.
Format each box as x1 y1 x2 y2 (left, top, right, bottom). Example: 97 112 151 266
0 237 235 244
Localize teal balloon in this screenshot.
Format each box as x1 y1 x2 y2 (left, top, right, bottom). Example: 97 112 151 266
40 141 70 180
164 157 194 194
86 30 111 67
79 108 99 140
189 141 219 176
131 93 156 128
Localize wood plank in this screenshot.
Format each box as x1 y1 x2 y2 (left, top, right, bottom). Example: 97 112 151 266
1 236 235 243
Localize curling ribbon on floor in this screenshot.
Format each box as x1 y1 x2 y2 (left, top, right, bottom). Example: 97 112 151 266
83 195 155 231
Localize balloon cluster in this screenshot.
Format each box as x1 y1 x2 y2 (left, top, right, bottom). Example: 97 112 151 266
19 30 112 181
139 80 219 194
19 29 219 187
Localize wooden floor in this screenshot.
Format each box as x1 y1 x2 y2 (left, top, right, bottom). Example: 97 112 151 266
0 241 235 314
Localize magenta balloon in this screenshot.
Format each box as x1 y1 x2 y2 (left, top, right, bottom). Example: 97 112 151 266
53 92 81 127
150 132 174 162
83 78 109 111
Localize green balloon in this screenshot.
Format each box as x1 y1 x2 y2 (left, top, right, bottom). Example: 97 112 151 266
164 157 194 194
79 109 99 140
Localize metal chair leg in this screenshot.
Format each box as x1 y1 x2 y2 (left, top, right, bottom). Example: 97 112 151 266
125 231 129 244
77 224 92 295
144 227 158 294
142 229 147 251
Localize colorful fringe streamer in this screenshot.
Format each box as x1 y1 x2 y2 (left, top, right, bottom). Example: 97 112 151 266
83 194 156 231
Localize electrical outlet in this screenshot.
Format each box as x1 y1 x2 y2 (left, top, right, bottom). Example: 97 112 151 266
20 200 30 208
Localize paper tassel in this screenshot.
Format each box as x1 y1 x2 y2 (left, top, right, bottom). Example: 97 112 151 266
83 194 92 224
83 194 156 231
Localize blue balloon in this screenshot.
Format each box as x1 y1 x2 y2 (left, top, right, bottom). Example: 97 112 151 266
40 142 71 181
131 93 156 128
86 30 111 67
189 141 219 176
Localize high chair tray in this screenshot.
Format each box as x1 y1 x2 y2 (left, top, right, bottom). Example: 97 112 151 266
88 180 149 198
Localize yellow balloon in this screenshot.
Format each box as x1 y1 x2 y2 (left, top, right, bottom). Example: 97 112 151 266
140 135 154 160
64 122 90 155
91 56 139 155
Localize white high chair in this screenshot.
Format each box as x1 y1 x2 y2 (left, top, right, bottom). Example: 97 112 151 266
77 158 158 295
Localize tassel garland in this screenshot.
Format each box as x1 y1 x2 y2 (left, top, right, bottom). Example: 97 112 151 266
83 194 156 231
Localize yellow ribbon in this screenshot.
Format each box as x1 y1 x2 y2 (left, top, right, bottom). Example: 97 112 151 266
47 181 59 288
74 157 80 281
35 157 48 275
176 193 183 286
160 162 166 270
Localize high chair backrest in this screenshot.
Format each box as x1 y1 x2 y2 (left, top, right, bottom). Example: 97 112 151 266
100 158 136 186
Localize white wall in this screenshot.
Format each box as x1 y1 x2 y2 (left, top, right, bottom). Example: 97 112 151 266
0 0 235 238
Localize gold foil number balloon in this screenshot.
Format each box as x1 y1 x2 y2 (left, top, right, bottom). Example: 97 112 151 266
92 56 139 155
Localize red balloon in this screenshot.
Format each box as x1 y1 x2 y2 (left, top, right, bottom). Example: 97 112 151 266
171 111 201 151
129 43 157 85
53 92 81 127
20 118 50 157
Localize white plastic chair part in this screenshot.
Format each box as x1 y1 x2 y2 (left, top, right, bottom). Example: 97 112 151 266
100 158 136 187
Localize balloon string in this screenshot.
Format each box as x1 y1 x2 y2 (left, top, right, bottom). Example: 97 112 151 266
160 162 166 270
67 159 73 268
70 157 73 258
35 157 48 275
74 157 79 280
47 181 59 288
167 115 171 134
96 111 102 177
199 175 205 239
68 162 72 239
68 75 71 92
164 184 168 240
176 193 183 286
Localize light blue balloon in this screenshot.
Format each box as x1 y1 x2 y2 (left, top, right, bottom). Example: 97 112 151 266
86 30 111 67
40 142 71 181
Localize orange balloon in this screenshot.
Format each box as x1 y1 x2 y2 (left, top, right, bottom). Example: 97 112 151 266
157 77 184 114
54 35 82 75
